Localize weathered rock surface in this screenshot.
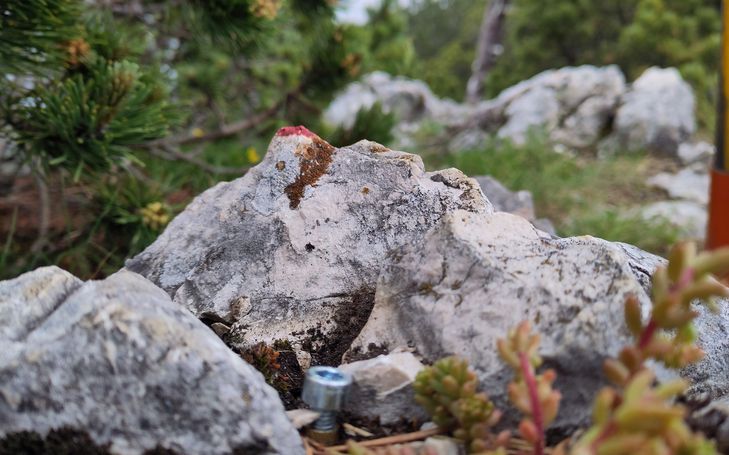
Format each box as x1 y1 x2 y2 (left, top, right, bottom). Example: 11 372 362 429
641 200 708 240
0 267 303 455
688 397 729 453
608 67 695 155
326 66 699 158
678 141 715 167
0 266 82 342
489 65 625 147
126 128 491 364
345 210 729 433
340 351 428 426
323 71 472 149
647 168 710 205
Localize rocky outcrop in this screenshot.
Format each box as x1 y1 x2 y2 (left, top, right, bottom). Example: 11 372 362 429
640 141 714 241
607 67 695 155
325 66 697 158
323 72 470 129
486 65 625 148
345 210 729 434
0 267 302 455
126 127 491 365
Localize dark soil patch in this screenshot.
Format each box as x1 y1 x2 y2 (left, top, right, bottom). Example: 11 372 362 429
344 342 390 363
0 427 279 455
0 427 111 455
300 291 376 367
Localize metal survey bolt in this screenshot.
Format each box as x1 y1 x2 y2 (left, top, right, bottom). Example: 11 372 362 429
302 366 352 443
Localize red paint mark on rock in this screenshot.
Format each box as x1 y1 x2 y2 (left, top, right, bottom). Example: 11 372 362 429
276 125 317 138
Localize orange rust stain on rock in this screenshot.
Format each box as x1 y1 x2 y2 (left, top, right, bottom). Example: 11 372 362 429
369 144 389 154
284 137 336 209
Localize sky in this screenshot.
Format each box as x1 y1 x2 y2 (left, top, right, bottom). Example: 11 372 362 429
336 0 415 25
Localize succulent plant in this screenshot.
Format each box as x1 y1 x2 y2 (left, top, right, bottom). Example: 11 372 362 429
413 356 509 454
566 243 729 455
497 321 561 455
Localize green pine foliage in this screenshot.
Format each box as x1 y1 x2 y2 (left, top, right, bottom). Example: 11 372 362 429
0 0 416 280
11 59 173 178
0 0 80 73
326 102 396 148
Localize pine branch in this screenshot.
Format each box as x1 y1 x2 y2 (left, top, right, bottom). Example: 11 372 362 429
142 93 288 147
148 145 251 175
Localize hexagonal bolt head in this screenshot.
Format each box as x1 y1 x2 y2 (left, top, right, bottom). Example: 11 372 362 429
302 366 352 435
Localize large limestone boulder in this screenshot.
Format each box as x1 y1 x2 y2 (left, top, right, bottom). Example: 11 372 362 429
345 210 729 434
609 67 695 155
0 267 303 455
126 127 491 364
490 65 625 147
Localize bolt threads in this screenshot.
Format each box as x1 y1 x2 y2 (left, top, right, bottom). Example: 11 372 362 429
313 410 337 431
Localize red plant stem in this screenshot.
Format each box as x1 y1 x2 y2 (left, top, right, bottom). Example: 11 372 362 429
638 268 695 350
672 268 695 293
637 319 657 349
519 352 544 455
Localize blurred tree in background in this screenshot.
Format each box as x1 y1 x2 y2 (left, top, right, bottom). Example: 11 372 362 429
0 0 416 279
407 0 720 131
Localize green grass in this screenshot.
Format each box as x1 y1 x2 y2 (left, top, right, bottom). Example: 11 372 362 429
422 134 682 256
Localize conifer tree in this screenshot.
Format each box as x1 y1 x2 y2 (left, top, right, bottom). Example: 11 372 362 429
0 0 410 279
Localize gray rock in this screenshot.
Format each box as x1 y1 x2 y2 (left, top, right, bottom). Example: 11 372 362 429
447 129 490 153
611 67 696 155
532 218 557 236
324 72 472 132
497 86 560 144
551 95 618 149
641 200 707 240
325 66 625 152
345 210 729 434
678 141 715 166
339 351 428 426
687 397 729 453
126 129 492 364
473 175 535 220
0 267 303 455
647 168 710 205
493 65 625 147
0 266 82 342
